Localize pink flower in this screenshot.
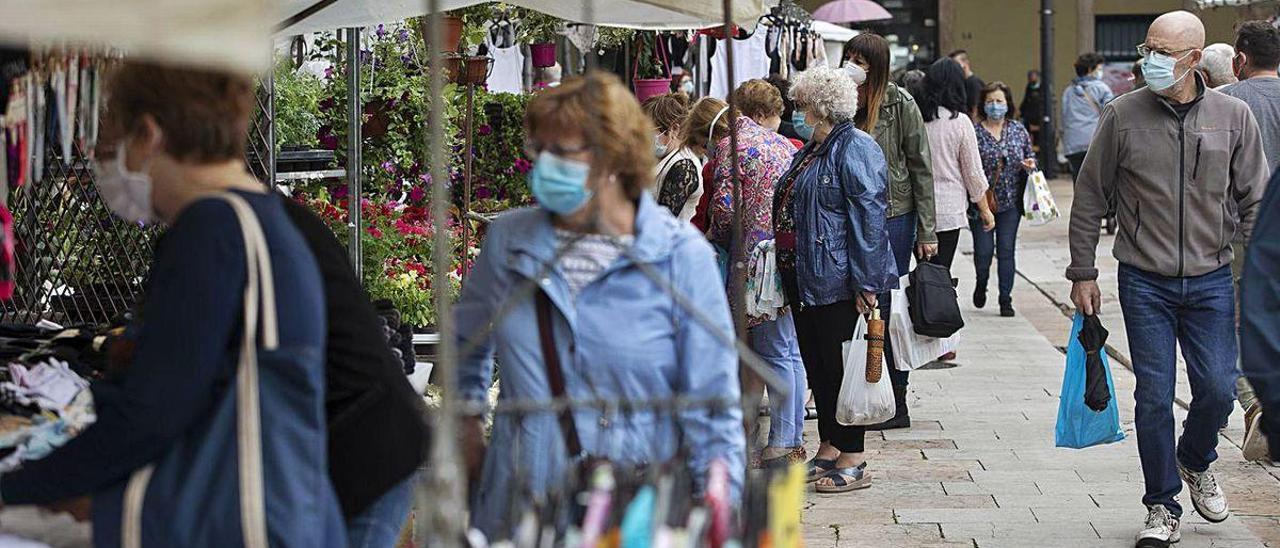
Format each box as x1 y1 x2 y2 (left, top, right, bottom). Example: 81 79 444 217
409 186 425 202
381 161 396 173
394 218 429 237
478 124 493 136
366 226 383 239
514 157 532 174
476 186 493 199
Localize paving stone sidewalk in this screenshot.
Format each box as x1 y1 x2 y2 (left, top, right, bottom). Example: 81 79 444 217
800 177 1280 547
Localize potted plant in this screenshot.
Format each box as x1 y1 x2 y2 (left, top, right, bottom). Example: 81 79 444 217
411 13 464 52
632 32 672 102
517 9 562 67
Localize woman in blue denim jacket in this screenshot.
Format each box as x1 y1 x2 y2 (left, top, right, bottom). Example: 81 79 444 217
454 73 745 538
772 66 898 494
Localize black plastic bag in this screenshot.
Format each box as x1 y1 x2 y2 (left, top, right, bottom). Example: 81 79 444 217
906 263 965 338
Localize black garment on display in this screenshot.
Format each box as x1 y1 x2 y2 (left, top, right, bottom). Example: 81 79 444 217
906 263 965 338
281 197 432 518
1078 314 1112 412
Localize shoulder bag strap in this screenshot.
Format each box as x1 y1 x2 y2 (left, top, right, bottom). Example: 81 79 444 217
535 290 583 458
122 193 272 548
1076 84 1103 115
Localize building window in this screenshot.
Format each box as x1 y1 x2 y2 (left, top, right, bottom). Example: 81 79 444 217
1096 15 1158 62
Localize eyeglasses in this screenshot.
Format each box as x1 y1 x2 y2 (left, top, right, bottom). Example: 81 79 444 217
1136 44 1196 58
523 140 591 158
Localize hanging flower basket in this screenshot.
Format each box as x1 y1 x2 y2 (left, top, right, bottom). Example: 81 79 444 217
529 42 557 68
459 56 493 85
633 32 672 102
633 78 673 102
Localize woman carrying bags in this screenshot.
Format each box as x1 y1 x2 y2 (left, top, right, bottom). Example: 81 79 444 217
775 66 897 493
842 33 937 430
972 82 1036 318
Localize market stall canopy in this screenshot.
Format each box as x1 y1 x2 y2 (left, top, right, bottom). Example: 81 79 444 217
0 0 272 75
1195 0 1271 7
811 20 856 43
276 0 767 35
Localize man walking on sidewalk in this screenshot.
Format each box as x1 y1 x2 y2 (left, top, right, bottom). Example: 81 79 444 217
1066 11 1269 548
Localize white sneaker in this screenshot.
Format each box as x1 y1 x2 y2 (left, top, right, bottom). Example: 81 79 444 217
1177 463 1230 522
1135 505 1181 547
1242 404 1271 463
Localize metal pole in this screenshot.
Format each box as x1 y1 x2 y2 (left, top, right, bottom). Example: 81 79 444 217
346 27 364 278
462 83 475 280
1040 0 1058 178
422 1 464 545
719 1 760 434
266 68 277 187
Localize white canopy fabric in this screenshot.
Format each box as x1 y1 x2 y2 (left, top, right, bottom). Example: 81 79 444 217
811 20 855 43
276 0 766 36
0 0 272 75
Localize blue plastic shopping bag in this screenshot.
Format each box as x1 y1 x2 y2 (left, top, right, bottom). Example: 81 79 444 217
1055 312 1125 448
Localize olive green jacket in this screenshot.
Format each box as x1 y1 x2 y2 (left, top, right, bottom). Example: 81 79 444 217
873 83 937 244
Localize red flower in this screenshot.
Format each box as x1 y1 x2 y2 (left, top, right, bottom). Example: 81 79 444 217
366 226 384 239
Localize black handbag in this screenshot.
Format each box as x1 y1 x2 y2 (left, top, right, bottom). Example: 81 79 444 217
906 263 965 338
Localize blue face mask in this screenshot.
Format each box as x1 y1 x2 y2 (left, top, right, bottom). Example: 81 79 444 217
792 111 815 141
1144 50 1195 92
984 102 1008 120
528 151 592 215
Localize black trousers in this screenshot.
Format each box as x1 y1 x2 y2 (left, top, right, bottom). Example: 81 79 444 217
930 229 962 271
794 300 865 453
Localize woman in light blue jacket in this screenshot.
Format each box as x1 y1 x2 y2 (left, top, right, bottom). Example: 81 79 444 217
454 73 745 538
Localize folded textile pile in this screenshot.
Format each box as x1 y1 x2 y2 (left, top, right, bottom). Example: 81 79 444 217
0 359 95 472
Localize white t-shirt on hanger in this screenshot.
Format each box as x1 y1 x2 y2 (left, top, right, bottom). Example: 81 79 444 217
709 31 769 99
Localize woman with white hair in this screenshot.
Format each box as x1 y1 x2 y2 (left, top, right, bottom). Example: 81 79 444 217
773 65 898 493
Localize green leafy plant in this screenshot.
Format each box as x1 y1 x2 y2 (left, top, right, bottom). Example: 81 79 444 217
451 90 534 213
633 31 668 80
516 9 562 44
595 26 636 53
272 56 325 148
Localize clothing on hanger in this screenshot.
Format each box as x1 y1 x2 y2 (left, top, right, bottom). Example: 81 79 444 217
485 24 526 94
708 30 769 100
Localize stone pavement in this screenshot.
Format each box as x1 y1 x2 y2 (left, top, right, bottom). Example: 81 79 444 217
799 176 1280 547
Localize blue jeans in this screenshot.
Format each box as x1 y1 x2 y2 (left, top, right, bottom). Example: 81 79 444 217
346 474 415 548
1118 264 1238 517
969 207 1022 305
750 311 806 448
880 212 917 387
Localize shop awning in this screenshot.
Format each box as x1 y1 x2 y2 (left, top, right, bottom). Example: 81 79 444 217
275 0 767 35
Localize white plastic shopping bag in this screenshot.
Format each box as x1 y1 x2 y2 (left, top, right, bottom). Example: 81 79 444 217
889 274 959 371
836 316 896 426
1022 170 1060 226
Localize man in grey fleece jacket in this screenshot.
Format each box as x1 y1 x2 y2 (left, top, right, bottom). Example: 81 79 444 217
1066 11 1268 548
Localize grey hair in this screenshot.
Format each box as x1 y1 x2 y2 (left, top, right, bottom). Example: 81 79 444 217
1199 43 1237 85
788 66 859 125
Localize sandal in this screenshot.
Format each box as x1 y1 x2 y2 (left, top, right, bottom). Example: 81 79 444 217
761 447 808 469
806 458 837 482
814 463 871 493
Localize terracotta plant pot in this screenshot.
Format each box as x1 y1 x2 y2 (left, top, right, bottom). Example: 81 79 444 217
419 15 464 52
529 42 557 68
633 78 673 102
442 54 463 82
460 56 492 85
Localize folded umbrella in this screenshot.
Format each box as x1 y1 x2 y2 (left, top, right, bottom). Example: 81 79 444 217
1078 314 1111 412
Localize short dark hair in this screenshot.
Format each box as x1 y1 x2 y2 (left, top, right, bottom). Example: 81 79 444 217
1074 52 1106 77
948 49 968 59
107 62 255 163
765 75 795 118
1235 20 1280 70
978 81 1017 121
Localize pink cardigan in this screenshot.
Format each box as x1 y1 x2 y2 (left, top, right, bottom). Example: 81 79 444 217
924 107 988 232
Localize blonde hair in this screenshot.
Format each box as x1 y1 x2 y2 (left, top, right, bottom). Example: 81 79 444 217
641 92 691 133
733 79 784 121
525 72 656 200
679 97 735 151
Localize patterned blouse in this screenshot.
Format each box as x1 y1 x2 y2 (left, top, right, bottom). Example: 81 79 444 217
707 116 797 327
974 119 1035 213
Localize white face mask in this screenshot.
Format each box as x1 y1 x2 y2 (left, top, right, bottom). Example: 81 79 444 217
845 64 868 86
94 144 155 224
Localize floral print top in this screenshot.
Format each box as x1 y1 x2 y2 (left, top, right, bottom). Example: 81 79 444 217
708 116 797 326
974 119 1035 213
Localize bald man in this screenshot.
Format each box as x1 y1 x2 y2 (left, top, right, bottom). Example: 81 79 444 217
1066 11 1269 548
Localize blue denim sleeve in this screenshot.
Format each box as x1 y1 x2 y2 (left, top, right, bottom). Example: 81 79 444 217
840 138 898 294
671 234 745 501
453 222 504 408
1 201 246 504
